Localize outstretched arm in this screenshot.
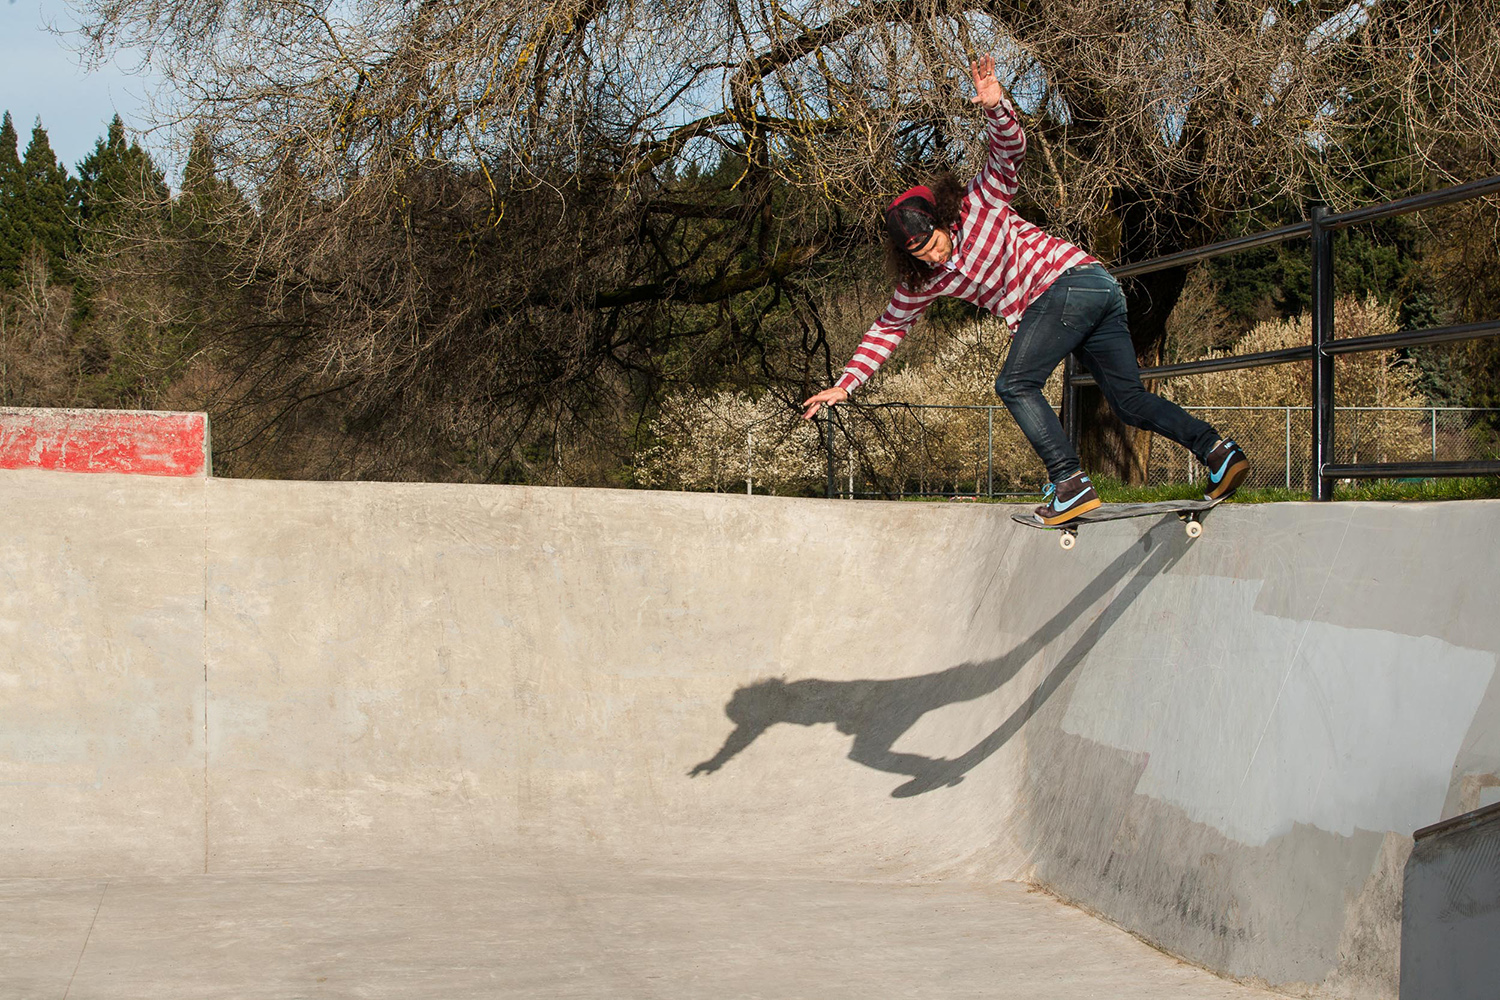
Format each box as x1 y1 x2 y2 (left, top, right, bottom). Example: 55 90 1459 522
802 283 940 418
805 60 1000 419
969 54 1026 202
688 720 769 776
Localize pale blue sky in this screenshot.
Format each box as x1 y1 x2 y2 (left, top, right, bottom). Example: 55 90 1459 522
0 0 168 174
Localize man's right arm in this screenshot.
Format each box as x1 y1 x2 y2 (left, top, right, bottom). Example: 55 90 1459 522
834 285 938 395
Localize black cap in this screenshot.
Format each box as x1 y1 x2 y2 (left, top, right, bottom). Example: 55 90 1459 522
884 186 938 250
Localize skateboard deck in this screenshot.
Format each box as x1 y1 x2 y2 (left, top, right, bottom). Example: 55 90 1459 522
1011 497 1223 550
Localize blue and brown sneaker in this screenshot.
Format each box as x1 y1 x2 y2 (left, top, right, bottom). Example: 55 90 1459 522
1035 471 1101 525
1202 439 1250 500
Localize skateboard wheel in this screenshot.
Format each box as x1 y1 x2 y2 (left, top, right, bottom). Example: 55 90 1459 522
1059 532 1076 551
1185 520 1203 539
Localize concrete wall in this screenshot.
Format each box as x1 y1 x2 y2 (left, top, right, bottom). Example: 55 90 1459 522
1 474 207 874
4 469 1498 997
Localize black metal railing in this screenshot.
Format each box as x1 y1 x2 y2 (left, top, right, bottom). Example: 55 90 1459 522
1059 175 1500 500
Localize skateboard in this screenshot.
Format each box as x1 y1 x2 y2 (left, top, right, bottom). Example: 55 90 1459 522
1011 497 1224 550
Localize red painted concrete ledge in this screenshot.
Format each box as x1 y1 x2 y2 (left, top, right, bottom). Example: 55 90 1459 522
0 407 211 477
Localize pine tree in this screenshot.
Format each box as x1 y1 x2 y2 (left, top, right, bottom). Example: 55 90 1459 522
181 127 215 199
173 126 243 245
0 112 18 177
0 111 23 287
13 120 79 281
76 114 168 240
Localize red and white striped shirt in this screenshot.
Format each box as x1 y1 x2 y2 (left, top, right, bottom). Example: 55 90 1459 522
835 99 1096 395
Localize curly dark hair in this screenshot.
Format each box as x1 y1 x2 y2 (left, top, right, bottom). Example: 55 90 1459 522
883 171 966 292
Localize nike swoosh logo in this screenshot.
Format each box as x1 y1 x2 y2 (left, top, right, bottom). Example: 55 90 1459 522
1051 488 1092 512
1209 455 1234 483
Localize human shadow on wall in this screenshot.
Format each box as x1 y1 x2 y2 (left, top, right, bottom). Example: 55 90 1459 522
688 520 1193 797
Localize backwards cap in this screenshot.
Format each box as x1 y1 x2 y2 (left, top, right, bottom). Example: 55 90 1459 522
884 185 937 250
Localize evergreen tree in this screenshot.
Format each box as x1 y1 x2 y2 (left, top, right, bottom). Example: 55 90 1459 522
1206 100 1434 339
0 111 23 287
172 126 243 248
76 114 168 239
181 127 215 198
12 120 79 281
0 112 18 177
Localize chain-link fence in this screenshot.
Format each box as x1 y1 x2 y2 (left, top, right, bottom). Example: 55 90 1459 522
821 403 1047 498
744 404 1500 498
1152 406 1500 491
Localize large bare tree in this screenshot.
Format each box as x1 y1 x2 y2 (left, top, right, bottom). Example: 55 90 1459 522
76 0 1500 481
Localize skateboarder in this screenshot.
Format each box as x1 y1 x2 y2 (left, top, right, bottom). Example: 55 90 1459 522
801 54 1250 524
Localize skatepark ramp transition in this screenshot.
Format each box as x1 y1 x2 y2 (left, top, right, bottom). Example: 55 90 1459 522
2 418 1498 998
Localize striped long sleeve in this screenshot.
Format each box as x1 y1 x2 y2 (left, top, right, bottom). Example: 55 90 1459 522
834 282 941 394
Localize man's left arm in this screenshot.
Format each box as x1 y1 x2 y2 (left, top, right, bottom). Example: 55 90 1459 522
969 54 1026 202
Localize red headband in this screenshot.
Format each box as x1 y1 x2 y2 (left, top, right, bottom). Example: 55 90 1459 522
885 185 938 250
889 185 934 210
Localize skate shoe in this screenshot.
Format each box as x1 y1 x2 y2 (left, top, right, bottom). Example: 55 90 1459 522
1035 471 1101 525
1202 439 1250 500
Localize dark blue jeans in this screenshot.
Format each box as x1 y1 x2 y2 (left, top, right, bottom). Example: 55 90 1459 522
996 264 1219 483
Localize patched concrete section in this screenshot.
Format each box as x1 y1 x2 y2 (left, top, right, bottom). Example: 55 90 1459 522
1060 573 1494 845
1003 501 1500 994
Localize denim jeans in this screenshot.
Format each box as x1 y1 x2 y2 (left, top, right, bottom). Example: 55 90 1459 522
995 263 1220 483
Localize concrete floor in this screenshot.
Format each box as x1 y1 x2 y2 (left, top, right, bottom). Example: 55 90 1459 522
2 864 1284 1000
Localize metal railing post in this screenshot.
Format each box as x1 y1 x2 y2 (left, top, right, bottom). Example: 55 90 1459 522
823 410 836 499
919 420 926 496
987 407 994 497
1311 205 1336 500
746 425 753 495
1285 406 1292 489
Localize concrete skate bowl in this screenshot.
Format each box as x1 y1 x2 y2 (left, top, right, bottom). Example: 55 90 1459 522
4 469 1498 998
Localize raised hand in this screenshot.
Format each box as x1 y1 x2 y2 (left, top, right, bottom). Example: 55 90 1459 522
969 54 1003 109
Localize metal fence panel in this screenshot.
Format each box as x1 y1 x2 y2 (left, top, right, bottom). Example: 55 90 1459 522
1401 803 1500 1000
747 405 1500 499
